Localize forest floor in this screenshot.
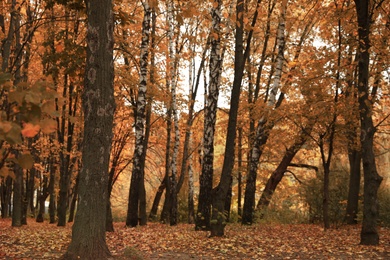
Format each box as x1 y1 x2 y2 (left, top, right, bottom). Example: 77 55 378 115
0 219 389 259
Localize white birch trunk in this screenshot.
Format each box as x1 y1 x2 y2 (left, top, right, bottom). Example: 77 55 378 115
167 0 179 226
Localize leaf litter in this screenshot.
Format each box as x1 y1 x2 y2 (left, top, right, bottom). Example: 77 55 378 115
0 219 389 259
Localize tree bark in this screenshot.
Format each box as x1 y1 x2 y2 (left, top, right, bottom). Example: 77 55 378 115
196 0 223 232
354 0 383 246
242 0 288 225
126 2 151 228
62 0 114 257
210 0 244 237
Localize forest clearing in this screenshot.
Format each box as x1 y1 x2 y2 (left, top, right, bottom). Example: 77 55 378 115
1 219 390 259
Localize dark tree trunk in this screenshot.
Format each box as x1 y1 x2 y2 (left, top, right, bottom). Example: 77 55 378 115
345 149 361 224
237 127 243 216
62 0 115 258
161 107 172 224
1 177 13 218
68 173 79 223
210 0 247 236
48 156 56 224
354 0 383 246
36 175 49 223
26 169 35 217
12 163 23 227
149 176 166 221
257 123 313 214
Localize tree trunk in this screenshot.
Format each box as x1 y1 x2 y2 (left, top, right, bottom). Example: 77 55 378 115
354 0 383 246
167 0 179 226
257 122 313 213
345 149 361 224
210 0 244 237
149 175 166 221
188 156 195 224
242 0 288 225
48 155 56 224
237 127 243 216
62 0 115 258
68 173 79 223
126 3 151 228
36 175 49 223
1 177 13 218
12 162 23 227
196 0 223 231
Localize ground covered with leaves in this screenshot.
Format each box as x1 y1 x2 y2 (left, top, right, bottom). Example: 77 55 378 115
0 219 389 259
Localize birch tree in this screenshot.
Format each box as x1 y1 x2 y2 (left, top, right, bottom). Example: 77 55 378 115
126 0 152 227
242 0 288 225
195 0 223 231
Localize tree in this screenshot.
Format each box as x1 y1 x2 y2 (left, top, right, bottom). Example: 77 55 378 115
126 1 152 228
62 0 115 258
195 0 223 231
354 0 383 246
209 0 245 237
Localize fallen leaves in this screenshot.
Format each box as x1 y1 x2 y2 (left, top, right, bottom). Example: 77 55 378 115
0 219 389 259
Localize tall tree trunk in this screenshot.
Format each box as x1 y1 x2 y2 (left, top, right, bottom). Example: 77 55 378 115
354 0 383 246
210 0 244 237
346 149 361 224
126 2 151 228
237 127 243 216
257 122 313 213
36 175 49 223
242 0 288 225
63 0 115 257
188 148 195 224
12 162 23 227
195 0 223 231
149 175 166 221
67 173 79 223
1 177 13 218
48 154 56 224
345 43 361 225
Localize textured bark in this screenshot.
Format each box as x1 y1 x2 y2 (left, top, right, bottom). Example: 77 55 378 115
1 0 17 72
196 0 222 231
210 0 244 237
354 0 383 246
126 2 151 227
62 0 114 258
242 0 288 225
167 0 179 226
